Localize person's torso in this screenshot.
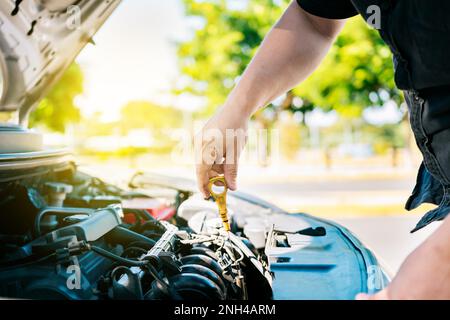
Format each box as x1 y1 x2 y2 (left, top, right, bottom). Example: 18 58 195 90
351 0 450 90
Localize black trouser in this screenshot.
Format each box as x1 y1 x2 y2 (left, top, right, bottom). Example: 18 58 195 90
404 87 450 232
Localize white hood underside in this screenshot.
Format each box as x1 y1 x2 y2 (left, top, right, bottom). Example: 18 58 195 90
0 0 122 125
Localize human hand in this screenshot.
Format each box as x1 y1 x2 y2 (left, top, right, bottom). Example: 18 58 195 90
195 105 248 198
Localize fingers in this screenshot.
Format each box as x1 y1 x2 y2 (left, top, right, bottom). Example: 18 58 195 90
199 141 242 193
211 164 224 174
196 164 225 199
224 162 238 190
355 289 390 300
355 293 370 300
197 161 239 196
196 164 212 199
194 116 247 197
195 131 223 199
223 132 242 191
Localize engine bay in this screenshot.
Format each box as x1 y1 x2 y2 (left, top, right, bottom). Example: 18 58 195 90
0 158 386 300
0 164 276 300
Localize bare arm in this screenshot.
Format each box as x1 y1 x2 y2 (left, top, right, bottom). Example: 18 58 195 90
196 1 345 197
358 215 450 299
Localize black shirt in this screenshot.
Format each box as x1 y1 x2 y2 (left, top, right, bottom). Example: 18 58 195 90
296 0 357 19
296 0 450 91
296 0 450 231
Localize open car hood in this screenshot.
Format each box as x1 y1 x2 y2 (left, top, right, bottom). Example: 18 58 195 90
0 0 121 125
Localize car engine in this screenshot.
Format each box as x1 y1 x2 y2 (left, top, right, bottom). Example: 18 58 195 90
0 165 274 300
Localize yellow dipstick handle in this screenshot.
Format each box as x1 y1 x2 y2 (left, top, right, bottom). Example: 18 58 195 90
208 176 230 231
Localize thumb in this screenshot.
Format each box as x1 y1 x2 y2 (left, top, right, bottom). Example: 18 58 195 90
224 162 238 191
355 289 390 300
355 293 371 300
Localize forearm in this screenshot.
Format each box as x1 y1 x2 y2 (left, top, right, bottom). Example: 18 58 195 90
420 215 450 262
224 1 345 118
388 215 450 299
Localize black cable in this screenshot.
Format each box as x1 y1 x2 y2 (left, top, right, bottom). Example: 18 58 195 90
274 226 326 237
122 246 147 258
91 245 149 267
144 263 182 300
127 240 155 251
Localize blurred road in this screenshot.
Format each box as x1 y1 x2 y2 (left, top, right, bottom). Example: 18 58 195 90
243 177 413 192
334 215 441 275
240 176 413 207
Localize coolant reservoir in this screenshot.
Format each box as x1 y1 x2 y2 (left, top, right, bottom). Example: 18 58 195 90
44 182 73 207
178 197 234 221
188 211 223 234
243 218 267 249
41 182 73 231
178 197 234 233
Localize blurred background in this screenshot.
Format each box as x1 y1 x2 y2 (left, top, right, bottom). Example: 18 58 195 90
26 0 440 272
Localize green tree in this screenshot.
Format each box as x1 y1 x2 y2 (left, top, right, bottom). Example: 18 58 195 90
119 101 183 154
177 0 289 116
119 101 182 133
178 0 401 118
29 63 83 132
294 17 401 118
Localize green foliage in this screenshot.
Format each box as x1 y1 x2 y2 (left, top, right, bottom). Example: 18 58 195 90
279 114 301 160
119 101 182 133
363 123 406 154
178 0 289 115
29 63 83 132
80 112 119 137
178 1 401 120
119 100 182 148
80 146 172 159
294 17 401 118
